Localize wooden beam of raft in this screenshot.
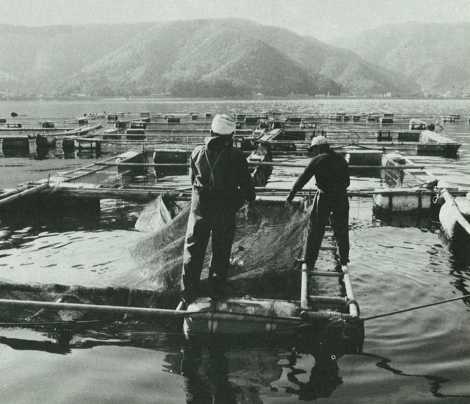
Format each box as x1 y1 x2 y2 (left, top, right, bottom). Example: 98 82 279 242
95 161 426 170
0 183 49 208
47 185 460 202
0 298 354 323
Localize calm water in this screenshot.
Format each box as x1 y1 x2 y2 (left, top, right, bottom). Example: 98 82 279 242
0 98 469 403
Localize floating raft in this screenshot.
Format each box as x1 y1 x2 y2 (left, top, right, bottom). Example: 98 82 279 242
372 152 438 214
182 232 362 351
439 189 470 248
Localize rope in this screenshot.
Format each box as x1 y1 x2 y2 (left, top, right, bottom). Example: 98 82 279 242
363 293 470 321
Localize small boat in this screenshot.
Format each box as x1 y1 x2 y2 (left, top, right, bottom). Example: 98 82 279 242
439 189 470 249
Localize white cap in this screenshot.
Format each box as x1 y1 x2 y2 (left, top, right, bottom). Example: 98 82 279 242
310 136 328 147
211 114 236 136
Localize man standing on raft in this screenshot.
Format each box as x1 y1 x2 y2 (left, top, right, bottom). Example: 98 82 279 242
286 136 350 272
180 114 255 307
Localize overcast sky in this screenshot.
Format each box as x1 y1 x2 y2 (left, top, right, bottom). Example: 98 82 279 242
2 0 470 41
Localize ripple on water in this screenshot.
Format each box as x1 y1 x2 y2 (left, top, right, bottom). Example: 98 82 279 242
0 229 143 287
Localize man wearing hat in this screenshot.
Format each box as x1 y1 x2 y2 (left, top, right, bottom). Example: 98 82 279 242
286 136 350 272
181 114 255 305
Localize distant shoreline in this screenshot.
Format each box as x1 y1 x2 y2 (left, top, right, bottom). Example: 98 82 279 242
2 95 470 103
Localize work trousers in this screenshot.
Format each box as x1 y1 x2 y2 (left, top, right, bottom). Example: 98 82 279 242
182 190 236 300
304 192 349 268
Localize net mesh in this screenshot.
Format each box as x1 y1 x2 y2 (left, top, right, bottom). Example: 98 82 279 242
117 196 310 298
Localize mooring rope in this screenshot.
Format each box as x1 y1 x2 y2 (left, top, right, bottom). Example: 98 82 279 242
363 293 470 321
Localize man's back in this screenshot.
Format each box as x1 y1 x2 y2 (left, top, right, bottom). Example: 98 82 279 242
190 137 255 204
292 150 350 195
309 150 350 194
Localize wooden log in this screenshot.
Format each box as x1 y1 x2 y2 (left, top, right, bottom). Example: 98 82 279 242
0 297 190 318
49 186 170 202
97 162 189 167
0 185 31 200
341 266 358 317
0 297 305 323
0 183 49 208
48 184 462 202
49 185 305 204
95 161 425 170
300 262 309 310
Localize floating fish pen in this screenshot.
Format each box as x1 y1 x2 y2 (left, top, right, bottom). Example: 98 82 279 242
0 110 466 349
246 128 461 157
0 109 463 159
0 153 366 349
379 113 394 125
56 111 467 132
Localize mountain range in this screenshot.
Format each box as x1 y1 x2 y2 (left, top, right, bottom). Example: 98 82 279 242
335 22 470 97
1 19 467 98
0 19 422 98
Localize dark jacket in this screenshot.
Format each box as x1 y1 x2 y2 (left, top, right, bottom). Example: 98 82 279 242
291 149 350 195
190 136 255 208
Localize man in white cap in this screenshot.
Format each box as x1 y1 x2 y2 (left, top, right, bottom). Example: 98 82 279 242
180 114 255 305
286 136 350 272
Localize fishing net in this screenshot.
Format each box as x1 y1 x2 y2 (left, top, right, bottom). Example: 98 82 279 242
116 195 311 298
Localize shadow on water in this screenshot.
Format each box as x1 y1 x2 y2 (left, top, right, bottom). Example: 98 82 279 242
373 211 441 230
176 341 343 403
360 352 470 399
0 197 140 231
169 330 349 404
0 320 362 403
